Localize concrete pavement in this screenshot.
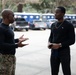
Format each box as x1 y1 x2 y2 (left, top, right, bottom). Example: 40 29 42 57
15 29 76 75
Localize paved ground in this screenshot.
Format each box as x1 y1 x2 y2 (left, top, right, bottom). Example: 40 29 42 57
14 29 76 75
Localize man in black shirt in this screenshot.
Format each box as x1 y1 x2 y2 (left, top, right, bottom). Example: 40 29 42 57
0 9 28 75
48 6 75 75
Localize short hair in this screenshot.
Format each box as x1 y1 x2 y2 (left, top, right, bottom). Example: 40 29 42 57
57 6 66 14
1 9 13 19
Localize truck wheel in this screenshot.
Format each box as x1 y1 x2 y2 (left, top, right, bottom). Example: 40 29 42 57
43 28 46 30
26 28 28 31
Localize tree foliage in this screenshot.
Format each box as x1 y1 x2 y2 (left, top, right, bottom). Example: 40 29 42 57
0 0 76 13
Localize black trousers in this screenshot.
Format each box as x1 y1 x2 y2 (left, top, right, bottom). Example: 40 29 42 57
50 48 71 75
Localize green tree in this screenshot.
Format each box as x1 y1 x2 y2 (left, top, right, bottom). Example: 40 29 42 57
71 0 76 13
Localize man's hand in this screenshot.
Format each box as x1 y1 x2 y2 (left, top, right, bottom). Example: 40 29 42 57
48 43 53 49
51 43 61 49
18 42 29 47
18 35 29 43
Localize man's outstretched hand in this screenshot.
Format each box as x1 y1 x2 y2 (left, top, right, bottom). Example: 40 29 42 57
18 42 29 47
18 34 29 47
18 35 29 43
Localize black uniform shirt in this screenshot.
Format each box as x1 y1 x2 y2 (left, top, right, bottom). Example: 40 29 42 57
0 23 18 55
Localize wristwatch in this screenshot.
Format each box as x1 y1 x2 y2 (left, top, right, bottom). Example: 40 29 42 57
59 43 62 47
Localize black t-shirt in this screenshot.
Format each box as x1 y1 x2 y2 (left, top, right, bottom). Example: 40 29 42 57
49 20 75 48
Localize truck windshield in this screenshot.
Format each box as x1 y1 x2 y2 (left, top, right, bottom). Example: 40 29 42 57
15 18 25 21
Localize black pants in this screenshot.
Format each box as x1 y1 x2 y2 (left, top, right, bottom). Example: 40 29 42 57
50 48 71 75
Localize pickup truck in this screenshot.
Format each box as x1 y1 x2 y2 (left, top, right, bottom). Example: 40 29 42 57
13 18 29 31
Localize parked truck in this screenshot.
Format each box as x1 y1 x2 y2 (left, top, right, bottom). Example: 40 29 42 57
12 18 29 31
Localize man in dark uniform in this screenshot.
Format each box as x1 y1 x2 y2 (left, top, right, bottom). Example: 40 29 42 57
48 6 75 75
0 9 29 75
